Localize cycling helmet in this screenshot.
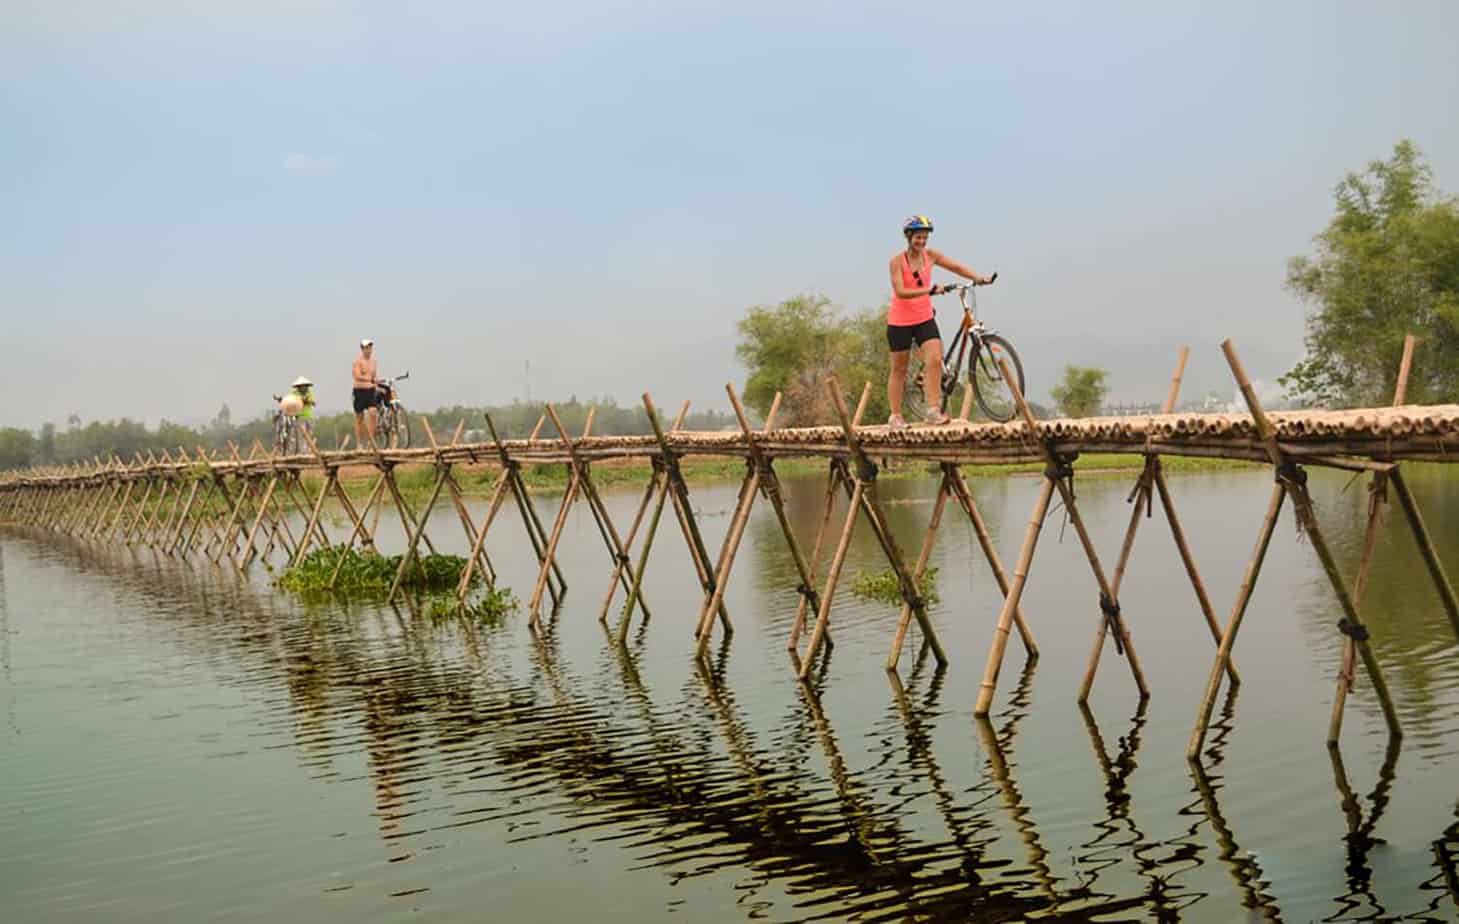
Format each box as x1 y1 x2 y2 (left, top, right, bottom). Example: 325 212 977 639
903 215 934 234
292 376 313 388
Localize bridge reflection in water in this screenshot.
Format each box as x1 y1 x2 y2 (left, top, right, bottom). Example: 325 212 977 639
5 529 1457 922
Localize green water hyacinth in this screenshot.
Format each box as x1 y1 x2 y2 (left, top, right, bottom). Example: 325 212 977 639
850 567 940 607
278 546 481 598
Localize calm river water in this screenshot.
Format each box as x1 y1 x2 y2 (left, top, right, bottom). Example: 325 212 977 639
2 465 1457 922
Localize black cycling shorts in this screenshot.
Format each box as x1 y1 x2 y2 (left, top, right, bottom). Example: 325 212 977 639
886 318 941 352
352 387 377 414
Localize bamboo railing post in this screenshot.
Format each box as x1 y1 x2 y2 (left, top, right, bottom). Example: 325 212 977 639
944 466 1039 658
1078 348 1196 701
613 401 691 637
642 393 729 634
693 393 780 652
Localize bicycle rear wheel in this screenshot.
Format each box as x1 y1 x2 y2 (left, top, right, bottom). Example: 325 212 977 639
900 354 927 423
970 334 1026 422
391 407 412 449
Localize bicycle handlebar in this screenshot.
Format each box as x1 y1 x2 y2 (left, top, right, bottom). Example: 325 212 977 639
934 272 997 295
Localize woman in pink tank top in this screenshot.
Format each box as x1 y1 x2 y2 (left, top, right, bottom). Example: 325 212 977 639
886 215 995 428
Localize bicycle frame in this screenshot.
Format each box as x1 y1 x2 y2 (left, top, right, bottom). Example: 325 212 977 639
936 288 1000 401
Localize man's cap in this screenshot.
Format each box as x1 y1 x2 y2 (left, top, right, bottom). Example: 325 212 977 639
360 338 374 348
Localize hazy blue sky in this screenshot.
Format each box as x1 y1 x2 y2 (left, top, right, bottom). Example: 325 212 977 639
3 1 1457 427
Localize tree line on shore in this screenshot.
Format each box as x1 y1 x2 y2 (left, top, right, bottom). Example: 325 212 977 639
0 399 738 471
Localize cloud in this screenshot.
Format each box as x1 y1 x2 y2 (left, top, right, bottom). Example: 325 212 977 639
282 152 338 174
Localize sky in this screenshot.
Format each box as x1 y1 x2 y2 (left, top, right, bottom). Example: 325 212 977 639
3 1 1457 428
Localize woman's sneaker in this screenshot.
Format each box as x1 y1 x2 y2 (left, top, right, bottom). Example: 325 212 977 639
924 407 951 426
888 414 909 431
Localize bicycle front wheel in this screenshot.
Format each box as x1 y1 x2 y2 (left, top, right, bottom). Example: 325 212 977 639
273 416 288 455
970 334 1026 422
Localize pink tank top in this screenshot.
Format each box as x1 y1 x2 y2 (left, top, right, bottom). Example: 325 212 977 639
888 252 933 326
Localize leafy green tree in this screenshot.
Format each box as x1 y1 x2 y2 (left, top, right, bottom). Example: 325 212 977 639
0 428 36 470
1282 140 1459 406
736 295 891 427
1050 366 1109 418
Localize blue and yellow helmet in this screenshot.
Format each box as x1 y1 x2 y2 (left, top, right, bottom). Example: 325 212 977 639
903 215 934 234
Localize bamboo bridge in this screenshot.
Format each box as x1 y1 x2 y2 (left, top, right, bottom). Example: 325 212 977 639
3 339 1458 759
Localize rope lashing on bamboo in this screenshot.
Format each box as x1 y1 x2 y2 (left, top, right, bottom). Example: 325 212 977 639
1099 592 1126 656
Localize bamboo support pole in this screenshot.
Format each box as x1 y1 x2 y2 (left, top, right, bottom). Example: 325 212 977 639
887 468 952 671
290 469 337 568
165 478 202 557
121 476 156 545
974 475 1057 716
1152 465 1237 684
601 470 659 623
995 356 1150 708
1079 349 1196 701
209 477 252 563
502 415 567 607
544 404 651 626
612 401 690 635
177 476 220 559
787 460 845 652
422 418 495 590
642 393 728 635
726 385 827 655
456 471 512 600
386 464 448 602
797 478 864 679
326 474 386 587
693 394 780 652
1219 339 1401 747
528 411 595 624
1329 336 1416 743
1388 469 1459 644
944 466 1039 658
829 377 949 667
237 475 279 568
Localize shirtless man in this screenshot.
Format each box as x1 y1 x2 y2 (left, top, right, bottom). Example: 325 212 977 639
352 339 379 448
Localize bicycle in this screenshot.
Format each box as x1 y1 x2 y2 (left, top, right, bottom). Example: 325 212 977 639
900 274 1026 423
374 371 412 449
271 395 304 456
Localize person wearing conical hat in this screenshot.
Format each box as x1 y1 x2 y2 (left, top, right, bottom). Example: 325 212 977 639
287 376 316 438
